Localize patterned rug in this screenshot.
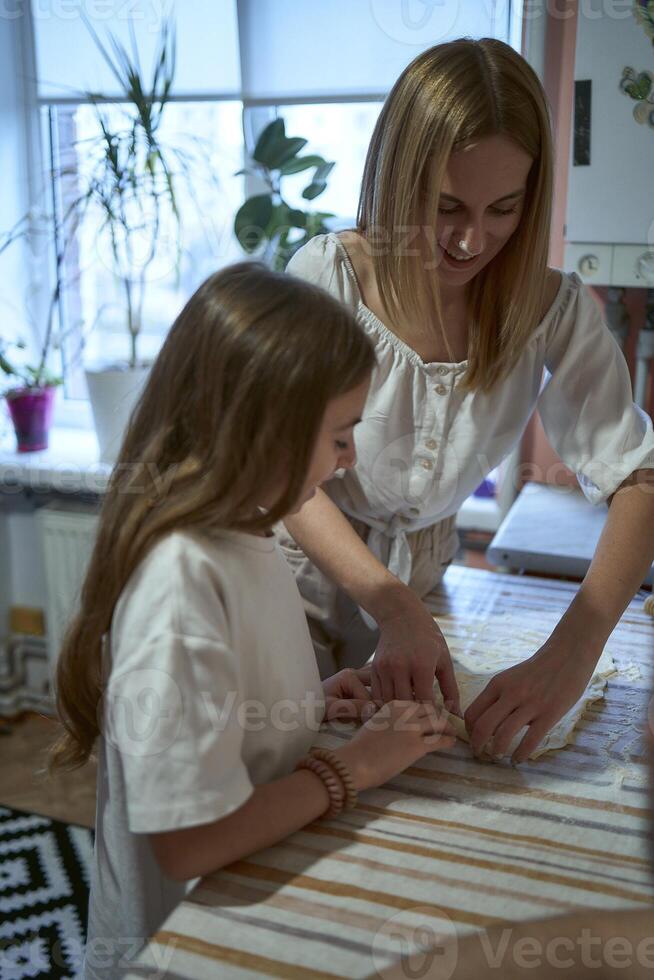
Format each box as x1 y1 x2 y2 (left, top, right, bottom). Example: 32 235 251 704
0 805 94 979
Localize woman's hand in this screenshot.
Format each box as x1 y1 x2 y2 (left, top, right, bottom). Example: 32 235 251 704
322 666 379 722
464 639 601 763
334 699 457 791
370 590 461 714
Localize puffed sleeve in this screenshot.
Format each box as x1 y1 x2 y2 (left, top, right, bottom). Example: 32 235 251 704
285 233 360 312
537 272 654 504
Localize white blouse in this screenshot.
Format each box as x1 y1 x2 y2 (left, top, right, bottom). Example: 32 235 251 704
286 232 654 590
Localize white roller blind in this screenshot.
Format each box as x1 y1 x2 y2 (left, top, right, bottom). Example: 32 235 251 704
32 0 241 100
237 0 515 101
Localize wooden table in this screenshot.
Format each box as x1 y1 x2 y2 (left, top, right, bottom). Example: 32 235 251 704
123 566 654 979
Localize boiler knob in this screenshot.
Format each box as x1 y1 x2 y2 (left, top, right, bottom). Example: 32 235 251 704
578 254 600 277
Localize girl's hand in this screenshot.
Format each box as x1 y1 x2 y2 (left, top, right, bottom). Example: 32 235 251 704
464 640 600 763
371 593 461 714
322 666 378 722
334 699 457 791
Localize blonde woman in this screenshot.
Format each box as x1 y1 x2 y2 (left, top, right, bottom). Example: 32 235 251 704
48 263 455 979
279 37 654 763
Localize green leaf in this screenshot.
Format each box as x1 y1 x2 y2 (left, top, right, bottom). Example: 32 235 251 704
313 162 335 182
267 137 308 169
287 209 307 228
278 154 326 175
265 202 293 238
234 194 273 252
252 119 310 170
253 119 286 165
0 353 16 376
302 181 327 201
301 161 335 200
264 204 309 241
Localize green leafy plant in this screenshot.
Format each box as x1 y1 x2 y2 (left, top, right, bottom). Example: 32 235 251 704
70 14 185 368
0 203 73 391
234 118 335 271
618 3 654 129
0 338 62 394
1 15 217 378
634 0 654 45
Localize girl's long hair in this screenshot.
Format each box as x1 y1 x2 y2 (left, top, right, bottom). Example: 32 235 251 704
357 37 554 393
49 261 375 771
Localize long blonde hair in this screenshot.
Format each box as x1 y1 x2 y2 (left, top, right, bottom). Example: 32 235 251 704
49 262 375 771
357 37 553 392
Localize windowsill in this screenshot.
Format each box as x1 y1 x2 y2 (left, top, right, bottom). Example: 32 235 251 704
0 425 505 527
0 426 111 494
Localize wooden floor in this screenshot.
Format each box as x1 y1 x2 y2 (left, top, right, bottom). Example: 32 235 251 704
0 712 97 829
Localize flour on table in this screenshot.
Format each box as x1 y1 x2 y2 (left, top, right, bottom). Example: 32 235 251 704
432 616 617 760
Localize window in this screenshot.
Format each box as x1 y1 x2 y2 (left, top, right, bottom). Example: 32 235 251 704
50 99 382 403
46 100 245 400
274 103 382 222
20 0 520 423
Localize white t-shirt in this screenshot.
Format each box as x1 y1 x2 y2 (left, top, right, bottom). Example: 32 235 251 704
286 233 654 586
82 528 325 980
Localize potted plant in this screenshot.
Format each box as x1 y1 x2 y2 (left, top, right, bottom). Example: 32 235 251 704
72 16 186 462
0 213 67 453
234 118 336 271
0 17 215 463
0 338 62 453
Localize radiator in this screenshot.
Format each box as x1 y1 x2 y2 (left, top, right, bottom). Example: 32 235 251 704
36 501 100 674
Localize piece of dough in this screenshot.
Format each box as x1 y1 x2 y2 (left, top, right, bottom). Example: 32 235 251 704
432 617 617 761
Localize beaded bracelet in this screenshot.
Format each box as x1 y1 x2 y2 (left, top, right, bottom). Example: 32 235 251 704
295 755 345 817
310 747 358 811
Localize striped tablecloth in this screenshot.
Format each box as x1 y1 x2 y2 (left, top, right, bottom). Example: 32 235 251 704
123 566 654 979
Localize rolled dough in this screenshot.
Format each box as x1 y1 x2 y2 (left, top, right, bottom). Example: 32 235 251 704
432 617 617 761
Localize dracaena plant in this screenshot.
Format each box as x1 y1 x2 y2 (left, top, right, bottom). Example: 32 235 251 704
72 14 184 369
1 14 217 378
234 118 335 271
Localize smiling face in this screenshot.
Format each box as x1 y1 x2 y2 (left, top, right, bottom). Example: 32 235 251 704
430 134 534 293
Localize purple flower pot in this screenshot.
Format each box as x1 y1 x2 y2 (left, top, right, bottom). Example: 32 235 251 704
5 386 57 453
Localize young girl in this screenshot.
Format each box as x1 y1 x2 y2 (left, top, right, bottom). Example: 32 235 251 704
48 262 455 979
278 37 654 762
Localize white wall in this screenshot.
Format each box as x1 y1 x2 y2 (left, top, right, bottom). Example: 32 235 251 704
567 7 654 244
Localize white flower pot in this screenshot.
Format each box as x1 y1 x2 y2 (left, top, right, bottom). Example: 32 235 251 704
85 364 150 464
